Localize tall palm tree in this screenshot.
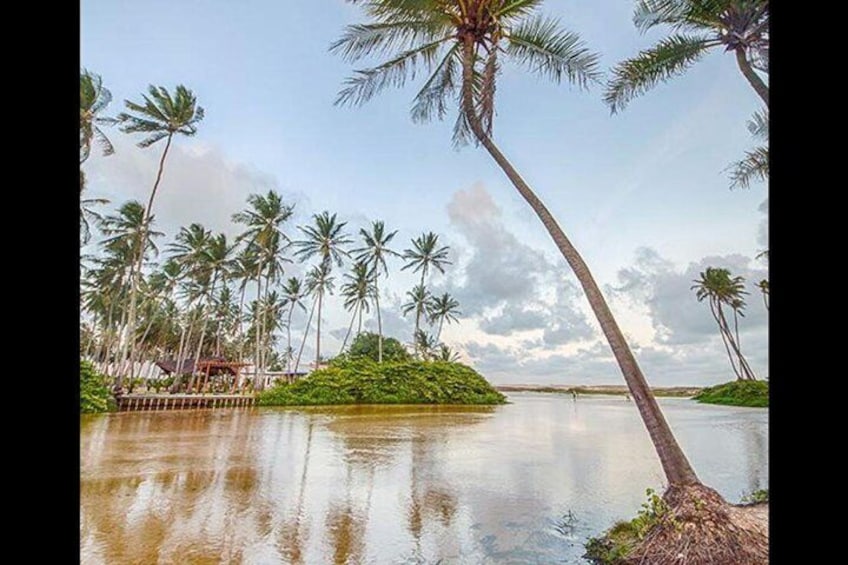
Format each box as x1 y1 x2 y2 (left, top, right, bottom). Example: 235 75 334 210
401 232 451 341
80 69 116 164
691 267 756 381
605 0 769 112
232 191 294 389
340 262 374 353
281 277 308 373
401 232 451 286
352 221 399 362
402 284 431 355
294 211 353 269
333 0 701 491
116 84 204 384
296 263 335 373
427 292 461 342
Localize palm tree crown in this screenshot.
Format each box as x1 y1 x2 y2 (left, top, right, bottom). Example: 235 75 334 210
295 211 353 269
118 85 205 148
332 0 600 145
605 0 769 112
401 231 451 284
80 69 117 163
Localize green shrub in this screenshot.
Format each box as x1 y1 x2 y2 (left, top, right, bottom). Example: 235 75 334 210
694 380 768 407
336 332 412 363
741 488 769 504
258 358 506 406
80 360 115 413
584 489 669 564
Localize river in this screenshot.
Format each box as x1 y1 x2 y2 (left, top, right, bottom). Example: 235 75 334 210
80 392 768 564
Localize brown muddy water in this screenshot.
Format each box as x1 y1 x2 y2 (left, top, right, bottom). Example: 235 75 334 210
80 392 768 564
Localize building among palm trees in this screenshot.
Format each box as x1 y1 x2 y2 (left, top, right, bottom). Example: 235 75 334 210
156 356 249 393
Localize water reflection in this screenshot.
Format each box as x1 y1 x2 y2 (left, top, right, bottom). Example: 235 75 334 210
81 395 767 564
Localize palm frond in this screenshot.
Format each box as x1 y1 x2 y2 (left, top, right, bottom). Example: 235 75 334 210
330 19 451 62
506 16 601 89
335 37 452 107
728 146 768 189
410 44 460 124
605 33 713 113
495 0 545 19
747 109 768 141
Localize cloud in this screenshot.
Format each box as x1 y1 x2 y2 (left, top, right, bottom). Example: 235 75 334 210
83 135 308 242
438 184 595 344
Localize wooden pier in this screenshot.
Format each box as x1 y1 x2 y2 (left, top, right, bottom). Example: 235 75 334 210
116 394 257 412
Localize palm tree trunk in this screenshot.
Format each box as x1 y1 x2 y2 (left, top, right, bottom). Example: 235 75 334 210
123 133 174 387
735 47 768 108
315 290 323 370
286 303 295 374
341 303 358 354
237 283 247 367
375 275 383 363
710 300 742 380
436 317 445 343
259 264 272 383
459 38 699 487
188 304 208 393
252 263 264 390
295 295 317 373
718 306 755 381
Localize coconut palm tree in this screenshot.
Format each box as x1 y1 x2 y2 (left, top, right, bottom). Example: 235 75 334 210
296 263 335 373
691 267 756 381
232 191 294 389
605 0 769 112
80 191 110 246
281 277 308 373
340 262 374 353
401 232 451 341
427 292 461 342
401 232 451 286
80 69 116 164
333 0 702 494
116 84 204 383
352 221 399 363
402 284 431 355
294 211 353 269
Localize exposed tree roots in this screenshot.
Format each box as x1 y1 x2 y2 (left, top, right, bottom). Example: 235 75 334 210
622 484 768 565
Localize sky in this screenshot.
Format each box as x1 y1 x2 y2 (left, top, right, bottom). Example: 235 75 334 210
80 0 769 386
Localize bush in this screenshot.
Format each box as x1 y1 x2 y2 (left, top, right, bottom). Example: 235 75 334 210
80 360 115 413
337 332 412 363
258 358 506 406
584 489 668 564
694 380 768 407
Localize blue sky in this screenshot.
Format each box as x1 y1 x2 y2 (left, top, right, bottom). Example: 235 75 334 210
81 0 768 385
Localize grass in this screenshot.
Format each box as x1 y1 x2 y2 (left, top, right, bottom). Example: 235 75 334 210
693 380 768 407
257 358 506 406
584 489 668 564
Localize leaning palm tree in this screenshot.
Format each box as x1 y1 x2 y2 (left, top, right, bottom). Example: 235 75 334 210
332 4 765 560
352 220 399 362
691 266 756 381
427 292 461 342
80 69 116 164
605 0 769 112
116 85 204 384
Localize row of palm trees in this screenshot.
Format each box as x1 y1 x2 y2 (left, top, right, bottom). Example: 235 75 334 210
331 1 767 556
81 186 463 391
